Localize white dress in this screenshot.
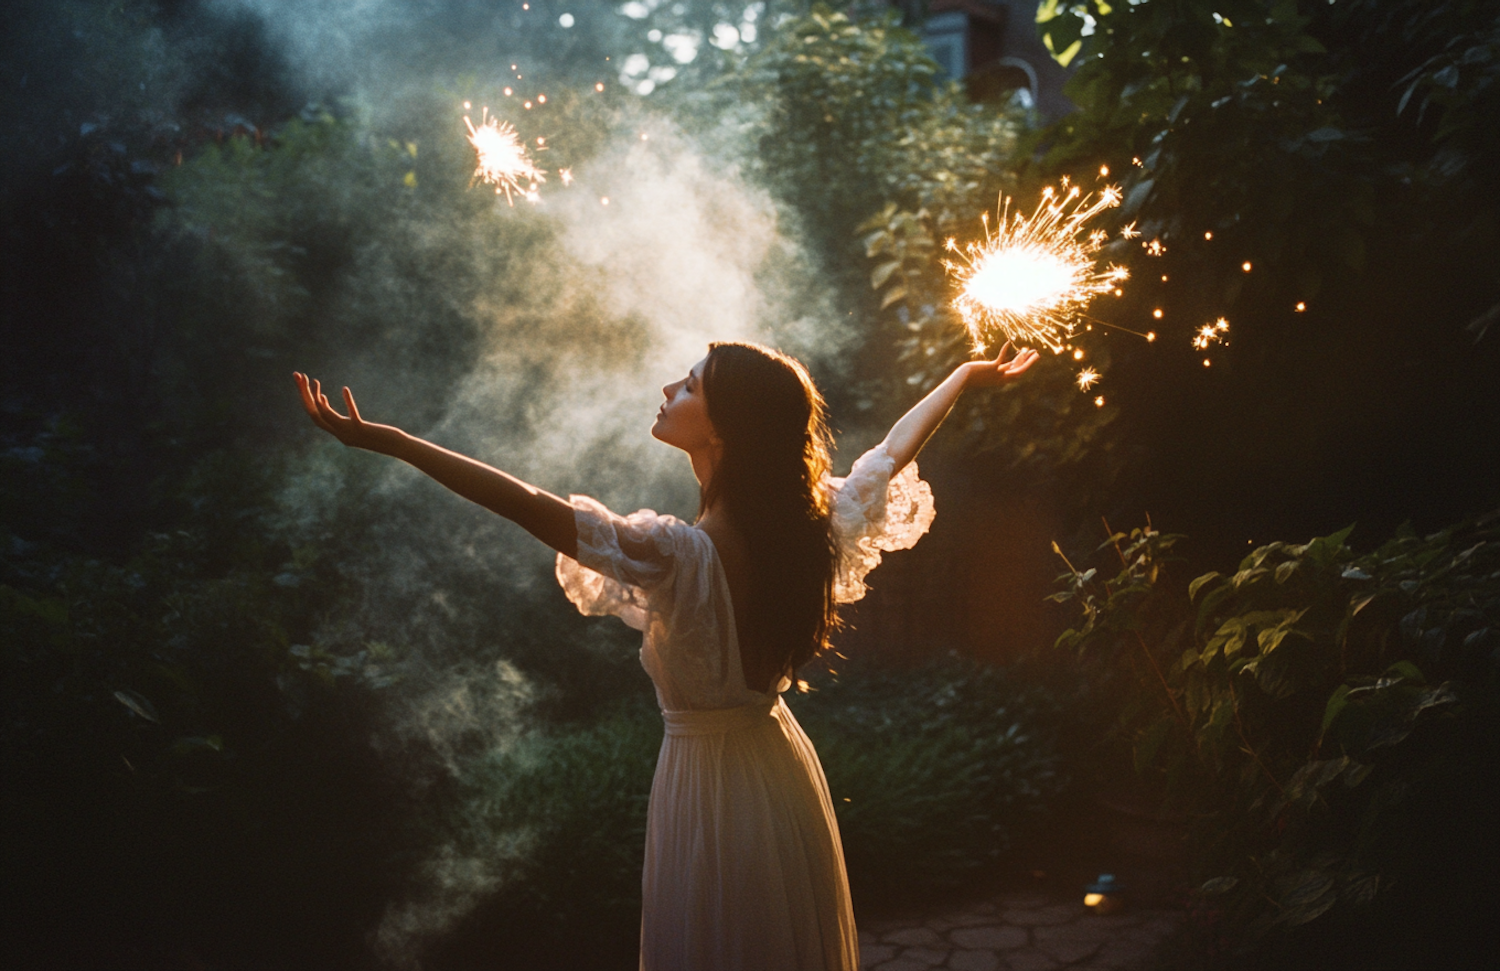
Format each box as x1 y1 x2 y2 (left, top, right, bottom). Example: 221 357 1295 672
555 444 936 971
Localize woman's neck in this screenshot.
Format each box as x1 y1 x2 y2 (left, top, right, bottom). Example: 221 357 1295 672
689 445 719 520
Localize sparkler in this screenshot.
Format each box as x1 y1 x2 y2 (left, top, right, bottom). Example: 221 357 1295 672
463 107 544 205
944 179 1129 354
1077 367 1100 391
1192 317 1230 350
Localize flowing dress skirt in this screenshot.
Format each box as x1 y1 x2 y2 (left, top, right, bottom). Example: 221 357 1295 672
641 697 858 971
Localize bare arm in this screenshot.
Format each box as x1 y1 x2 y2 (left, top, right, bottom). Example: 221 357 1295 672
879 343 1039 473
294 373 577 557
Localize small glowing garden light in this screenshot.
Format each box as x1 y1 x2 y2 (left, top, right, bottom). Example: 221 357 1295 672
1084 873 1124 913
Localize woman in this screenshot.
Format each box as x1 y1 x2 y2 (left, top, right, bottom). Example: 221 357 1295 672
294 340 1037 970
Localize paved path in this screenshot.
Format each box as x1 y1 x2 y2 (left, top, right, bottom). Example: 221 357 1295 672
859 892 1182 971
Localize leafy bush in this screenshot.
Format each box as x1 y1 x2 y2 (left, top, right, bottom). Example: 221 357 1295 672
1051 514 1500 960
794 656 1067 904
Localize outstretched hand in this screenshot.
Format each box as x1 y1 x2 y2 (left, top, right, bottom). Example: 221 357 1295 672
293 372 401 453
963 342 1040 388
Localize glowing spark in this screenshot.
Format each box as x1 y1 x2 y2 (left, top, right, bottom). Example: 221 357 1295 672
600 196 609 205
1072 348 1085 361
463 108 545 205
944 180 1129 353
1131 156 1142 166
1120 222 1140 239
1192 318 1230 350
1094 395 1106 407
1295 301 1306 312
1144 238 1166 256
1153 309 1163 319
1203 359 1212 367
1204 231 1213 240
504 87 513 96
463 100 471 109
1146 331 1157 342
538 94 547 104
1099 165 1110 177
559 167 574 186
1242 261 1253 272
524 101 533 109
1077 367 1100 390
595 82 605 92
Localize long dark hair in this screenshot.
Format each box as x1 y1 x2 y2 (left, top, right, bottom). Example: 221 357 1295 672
701 342 840 686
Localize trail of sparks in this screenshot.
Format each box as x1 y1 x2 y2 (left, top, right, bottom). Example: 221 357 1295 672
463 108 544 205
945 179 1129 354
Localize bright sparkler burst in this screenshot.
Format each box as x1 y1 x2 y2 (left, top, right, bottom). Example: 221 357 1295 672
1076 367 1101 391
945 180 1129 354
1192 317 1231 350
463 108 544 204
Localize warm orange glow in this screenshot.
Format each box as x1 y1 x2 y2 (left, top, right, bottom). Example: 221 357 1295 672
1204 231 1213 240
1085 893 1104 907
1153 309 1163 319
1242 261 1253 272
1295 301 1306 312
595 82 605 92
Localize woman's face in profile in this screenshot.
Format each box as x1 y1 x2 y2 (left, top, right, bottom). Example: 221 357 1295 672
652 356 716 453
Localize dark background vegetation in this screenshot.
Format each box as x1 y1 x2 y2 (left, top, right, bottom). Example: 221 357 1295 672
3 1 1497 968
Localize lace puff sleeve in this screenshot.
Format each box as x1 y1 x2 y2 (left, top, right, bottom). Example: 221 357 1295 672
554 496 683 631
828 443 936 603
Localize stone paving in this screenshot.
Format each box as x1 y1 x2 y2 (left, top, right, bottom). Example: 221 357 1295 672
859 892 1182 971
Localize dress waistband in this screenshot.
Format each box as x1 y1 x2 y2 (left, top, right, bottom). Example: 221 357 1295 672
663 698 781 737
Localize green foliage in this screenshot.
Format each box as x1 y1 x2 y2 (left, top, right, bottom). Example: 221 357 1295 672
453 695 660 953
1038 0 1362 294
1033 0 1500 302
734 6 944 241
1051 513 1500 946
795 657 1067 903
